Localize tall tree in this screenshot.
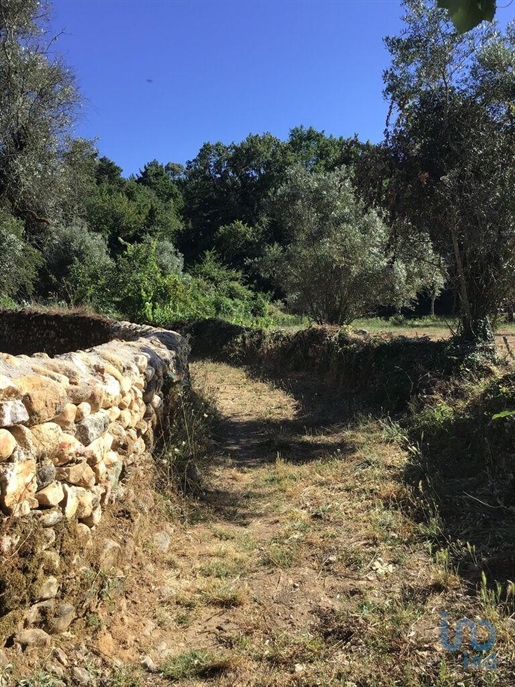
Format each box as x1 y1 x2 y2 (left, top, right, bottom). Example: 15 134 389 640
384 0 515 344
0 0 82 240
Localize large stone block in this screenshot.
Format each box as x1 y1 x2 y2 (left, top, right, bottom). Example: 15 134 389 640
14 375 67 425
0 458 37 513
56 461 96 489
75 410 110 446
0 400 29 427
0 429 17 460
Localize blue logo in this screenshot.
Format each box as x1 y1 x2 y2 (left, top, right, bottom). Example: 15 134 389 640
440 613 497 670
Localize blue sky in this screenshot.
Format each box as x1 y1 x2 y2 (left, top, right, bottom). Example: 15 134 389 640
49 1 407 175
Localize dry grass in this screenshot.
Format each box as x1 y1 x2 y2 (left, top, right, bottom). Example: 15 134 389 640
12 355 515 687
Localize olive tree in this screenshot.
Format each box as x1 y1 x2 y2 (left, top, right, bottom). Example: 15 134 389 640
0 0 82 239
264 166 438 325
384 0 515 344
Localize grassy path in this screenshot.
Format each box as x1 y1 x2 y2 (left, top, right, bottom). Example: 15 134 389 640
117 359 511 687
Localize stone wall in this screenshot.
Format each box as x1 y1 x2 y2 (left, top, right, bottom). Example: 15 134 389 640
0 312 188 522
0 310 189 641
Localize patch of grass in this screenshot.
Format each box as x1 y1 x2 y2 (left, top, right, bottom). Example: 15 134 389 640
201 582 247 608
198 559 242 578
162 650 236 680
260 630 327 666
104 666 144 687
261 540 300 569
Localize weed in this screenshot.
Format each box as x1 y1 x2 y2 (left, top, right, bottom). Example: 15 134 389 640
162 650 235 680
201 582 247 608
86 613 104 631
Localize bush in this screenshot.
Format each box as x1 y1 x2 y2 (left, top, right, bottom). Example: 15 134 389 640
40 222 113 308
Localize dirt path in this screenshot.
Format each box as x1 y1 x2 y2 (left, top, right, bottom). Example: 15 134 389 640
107 360 454 686
33 359 512 686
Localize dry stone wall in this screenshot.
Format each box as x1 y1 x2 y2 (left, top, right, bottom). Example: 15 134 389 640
0 311 189 523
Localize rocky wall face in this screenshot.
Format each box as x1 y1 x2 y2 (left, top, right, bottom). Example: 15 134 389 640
0 314 189 645
0 324 188 522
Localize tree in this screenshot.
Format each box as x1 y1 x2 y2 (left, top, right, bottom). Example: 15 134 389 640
264 166 434 325
384 0 515 344
438 0 496 33
0 0 82 239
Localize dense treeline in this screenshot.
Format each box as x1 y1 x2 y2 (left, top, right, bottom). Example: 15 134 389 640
1 0 514 347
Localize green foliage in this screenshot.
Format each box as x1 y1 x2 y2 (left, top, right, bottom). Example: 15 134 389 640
111 238 181 321
0 210 41 298
0 0 83 236
384 1 515 345
40 222 113 307
263 165 436 325
438 0 496 33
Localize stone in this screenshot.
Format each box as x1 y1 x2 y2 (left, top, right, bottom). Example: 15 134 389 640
53 434 85 466
67 382 93 405
104 450 121 467
36 460 57 490
71 666 92 685
56 461 95 489
31 422 63 458
153 531 171 554
108 406 121 422
30 364 70 389
39 508 64 527
12 499 31 516
92 460 106 483
41 528 56 549
0 429 16 460
46 603 75 634
75 402 91 422
104 459 122 499
119 409 132 428
74 487 94 519
109 423 127 449
75 410 109 446
0 399 29 427
81 504 102 527
44 662 65 679
41 549 60 573
134 354 148 373
119 394 131 410
100 539 122 568
16 628 52 649
87 385 105 412
84 436 106 466
120 376 132 394
36 481 64 507
14 374 67 425
53 403 77 430
9 425 36 453
75 522 92 546
37 576 59 600
131 438 146 455
24 600 54 627
53 647 69 666
0 374 21 401
141 655 158 672
0 458 37 513
99 374 122 408
62 484 79 519
151 393 163 409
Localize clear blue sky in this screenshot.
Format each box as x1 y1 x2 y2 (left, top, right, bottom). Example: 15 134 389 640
49 0 406 175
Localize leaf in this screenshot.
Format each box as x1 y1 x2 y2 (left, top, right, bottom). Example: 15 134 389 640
438 0 496 33
492 409 515 419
